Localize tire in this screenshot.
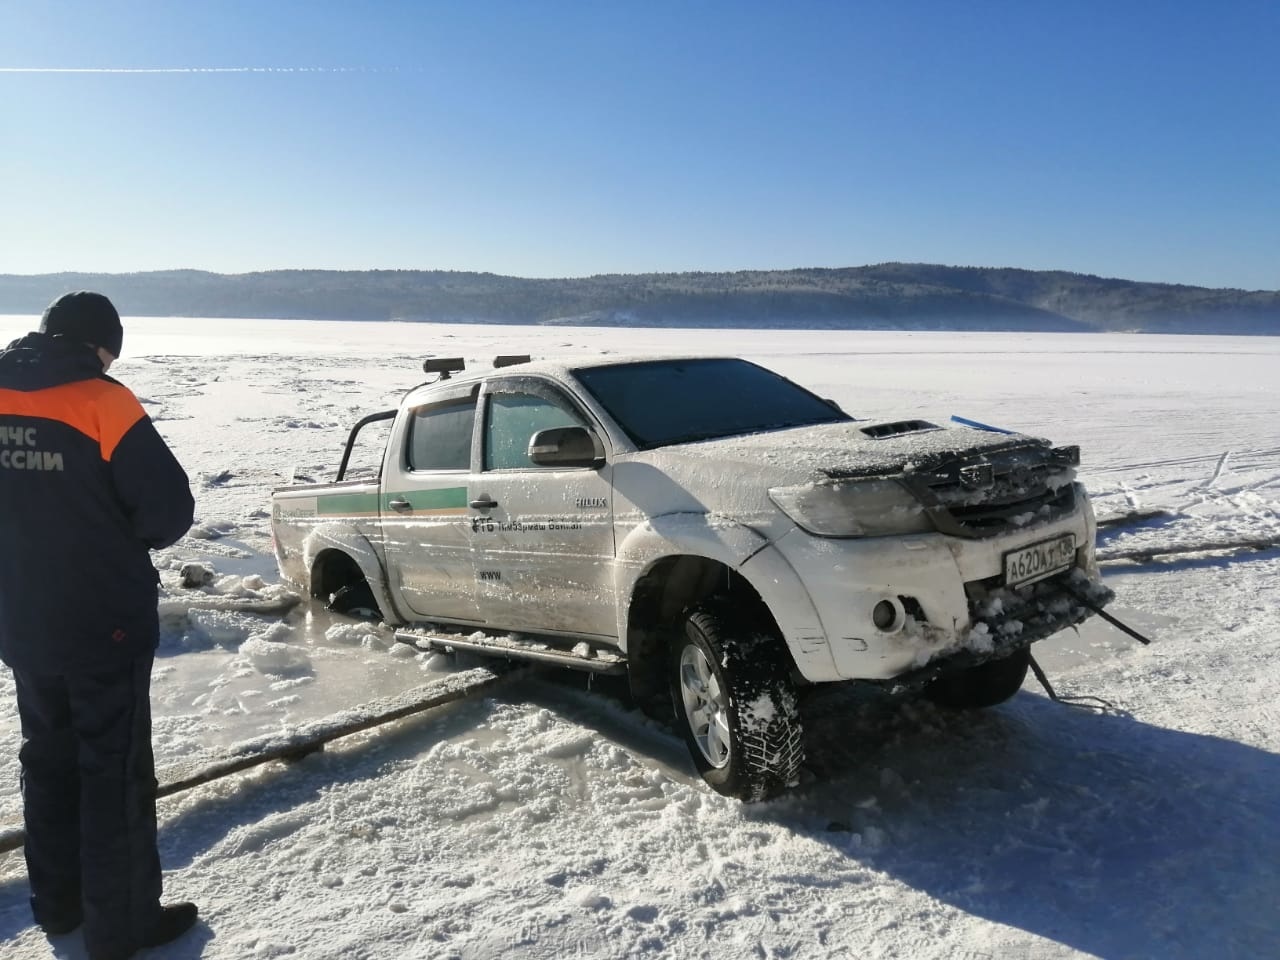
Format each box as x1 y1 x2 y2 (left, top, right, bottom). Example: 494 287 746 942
327 580 382 621
670 598 804 801
924 645 1031 710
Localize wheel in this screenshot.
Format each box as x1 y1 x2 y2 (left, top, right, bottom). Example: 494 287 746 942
670 598 804 801
327 580 382 621
924 645 1031 709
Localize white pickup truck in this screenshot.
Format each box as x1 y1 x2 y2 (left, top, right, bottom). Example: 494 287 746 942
271 354 1112 800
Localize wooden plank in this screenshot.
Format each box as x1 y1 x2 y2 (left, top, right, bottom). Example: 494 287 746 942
0 665 517 856
1094 509 1171 529
1098 535 1280 563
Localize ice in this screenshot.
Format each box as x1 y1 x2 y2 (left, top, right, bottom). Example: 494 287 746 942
237 626 312 675
0 318 1278 959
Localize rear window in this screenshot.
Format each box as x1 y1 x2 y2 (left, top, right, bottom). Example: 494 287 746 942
406 396 476 471
572 358 849 450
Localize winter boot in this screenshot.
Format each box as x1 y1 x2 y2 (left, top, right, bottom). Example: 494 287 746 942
88 902 199 960
142 902 199 948
38 911 83 936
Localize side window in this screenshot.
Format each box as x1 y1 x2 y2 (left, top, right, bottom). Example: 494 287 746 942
406 396 476 471
484 390 587 470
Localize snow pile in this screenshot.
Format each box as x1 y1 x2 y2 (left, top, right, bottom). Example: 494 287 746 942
324 621 394 651
237 623 313 676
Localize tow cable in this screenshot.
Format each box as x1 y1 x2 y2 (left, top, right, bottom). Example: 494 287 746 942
1029 589 1153 715
1064 585 1152 647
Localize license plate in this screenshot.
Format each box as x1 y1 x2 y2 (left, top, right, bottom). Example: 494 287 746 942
1003 533 1076 588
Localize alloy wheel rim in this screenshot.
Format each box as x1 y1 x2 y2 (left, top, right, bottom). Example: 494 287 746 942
679 644 732 768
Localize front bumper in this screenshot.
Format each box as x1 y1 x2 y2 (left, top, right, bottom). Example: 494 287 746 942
765 488 1110 682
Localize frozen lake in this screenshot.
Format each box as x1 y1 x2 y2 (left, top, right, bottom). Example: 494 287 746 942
1 316 1277 960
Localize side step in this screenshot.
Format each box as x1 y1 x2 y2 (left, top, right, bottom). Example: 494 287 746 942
395 626 628 676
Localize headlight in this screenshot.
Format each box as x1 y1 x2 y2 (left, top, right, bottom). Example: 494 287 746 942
1050 445 1080 468
769 478 933 537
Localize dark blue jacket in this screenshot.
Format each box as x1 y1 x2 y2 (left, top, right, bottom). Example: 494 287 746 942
0 333 195 673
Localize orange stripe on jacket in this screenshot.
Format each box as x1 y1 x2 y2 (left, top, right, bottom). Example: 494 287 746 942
0 378 146 461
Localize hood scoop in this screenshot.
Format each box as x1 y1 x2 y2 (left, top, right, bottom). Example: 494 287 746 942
860 419 939 439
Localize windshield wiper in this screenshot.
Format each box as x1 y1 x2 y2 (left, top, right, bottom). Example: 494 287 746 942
650 431 718 447
647 416 849 449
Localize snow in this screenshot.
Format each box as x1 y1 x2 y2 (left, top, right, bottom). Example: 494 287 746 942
1 317 1279 958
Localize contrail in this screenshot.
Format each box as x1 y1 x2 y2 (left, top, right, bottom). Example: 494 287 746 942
0 66 402 74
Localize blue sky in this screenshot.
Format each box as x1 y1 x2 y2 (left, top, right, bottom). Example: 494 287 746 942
1 1 1276 289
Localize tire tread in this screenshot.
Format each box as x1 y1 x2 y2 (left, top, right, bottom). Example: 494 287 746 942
677 599 804 801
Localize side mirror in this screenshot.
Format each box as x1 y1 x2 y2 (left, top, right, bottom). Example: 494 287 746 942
529 426 605 468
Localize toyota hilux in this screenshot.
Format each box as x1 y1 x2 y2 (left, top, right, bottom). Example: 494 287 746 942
271 355 1113 800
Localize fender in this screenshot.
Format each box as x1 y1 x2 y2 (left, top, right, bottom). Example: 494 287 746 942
301 521 406 626
613 512 838 680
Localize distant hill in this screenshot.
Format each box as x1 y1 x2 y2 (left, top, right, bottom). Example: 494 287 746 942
1 264 1277 334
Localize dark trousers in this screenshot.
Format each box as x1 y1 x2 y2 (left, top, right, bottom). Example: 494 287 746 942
13 654 163 956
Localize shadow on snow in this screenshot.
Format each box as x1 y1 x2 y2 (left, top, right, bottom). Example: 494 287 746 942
762 683 1280 959
3 671 1276 959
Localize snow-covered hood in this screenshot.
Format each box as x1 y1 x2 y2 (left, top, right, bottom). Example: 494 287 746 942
651 420 1048 486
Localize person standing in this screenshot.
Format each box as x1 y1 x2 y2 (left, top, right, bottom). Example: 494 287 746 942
0 292 199 960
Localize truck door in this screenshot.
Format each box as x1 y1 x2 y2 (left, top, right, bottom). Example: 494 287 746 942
381 385 484 624
470 377 617 638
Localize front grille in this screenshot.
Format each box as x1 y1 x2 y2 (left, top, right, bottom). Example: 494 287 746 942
943 483 1076 535
905 446 1077 538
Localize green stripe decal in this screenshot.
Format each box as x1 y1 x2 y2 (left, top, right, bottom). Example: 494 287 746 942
313 487 469 516
389 487 470 512
316 491 382 515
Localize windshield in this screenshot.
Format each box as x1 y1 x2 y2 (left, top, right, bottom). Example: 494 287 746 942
571 358 851 450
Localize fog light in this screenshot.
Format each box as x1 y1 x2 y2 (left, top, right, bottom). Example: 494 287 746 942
872 599 901 632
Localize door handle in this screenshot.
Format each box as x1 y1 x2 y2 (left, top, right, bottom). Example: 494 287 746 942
388 498 412 512
469 497 499 509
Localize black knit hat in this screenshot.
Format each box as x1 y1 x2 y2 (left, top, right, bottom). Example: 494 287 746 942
40 291 124 358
